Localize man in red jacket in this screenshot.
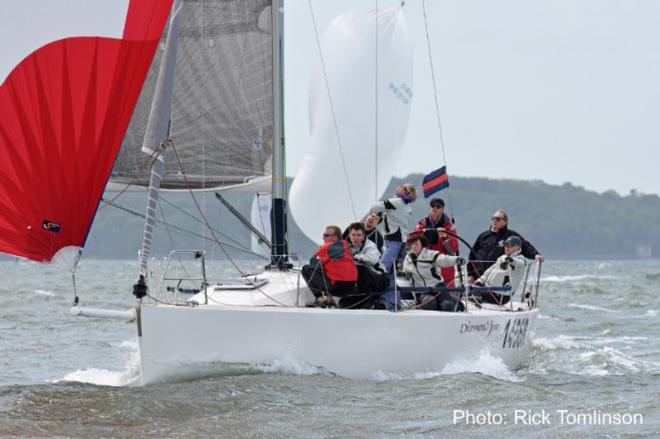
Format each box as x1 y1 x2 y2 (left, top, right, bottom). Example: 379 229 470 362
413 198 459 286
302 225 357 307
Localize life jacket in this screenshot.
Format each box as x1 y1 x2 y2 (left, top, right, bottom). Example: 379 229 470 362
315 240 358 283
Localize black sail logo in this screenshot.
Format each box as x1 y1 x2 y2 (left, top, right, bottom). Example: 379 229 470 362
42 220 61 234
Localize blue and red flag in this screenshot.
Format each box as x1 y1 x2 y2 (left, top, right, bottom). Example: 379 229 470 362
422 166 449 198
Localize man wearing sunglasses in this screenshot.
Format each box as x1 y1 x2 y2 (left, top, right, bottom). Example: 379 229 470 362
467 209 544 283
413 198 459 286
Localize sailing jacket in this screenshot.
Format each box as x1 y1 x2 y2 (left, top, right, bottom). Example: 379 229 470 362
413 213 459 286
401 247 460 288
342 227 384 254
347 238 382 267
475 251 528 294
369 196 412 242
467 227 540 279
314 240 358 283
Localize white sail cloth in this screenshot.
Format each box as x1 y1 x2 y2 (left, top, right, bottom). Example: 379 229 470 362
289 6 413 241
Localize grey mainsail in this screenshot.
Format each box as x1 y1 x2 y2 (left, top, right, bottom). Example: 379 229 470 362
112 0 273 190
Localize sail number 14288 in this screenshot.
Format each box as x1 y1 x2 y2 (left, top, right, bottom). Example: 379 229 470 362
502 317 529 349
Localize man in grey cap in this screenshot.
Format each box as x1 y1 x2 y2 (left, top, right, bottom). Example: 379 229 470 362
472 235 528 305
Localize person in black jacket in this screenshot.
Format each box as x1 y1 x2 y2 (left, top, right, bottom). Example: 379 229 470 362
467 209 544 282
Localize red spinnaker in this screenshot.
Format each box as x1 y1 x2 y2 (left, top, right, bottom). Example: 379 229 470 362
0 1 172 264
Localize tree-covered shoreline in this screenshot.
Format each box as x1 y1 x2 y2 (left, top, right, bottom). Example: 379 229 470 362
5 176 657 261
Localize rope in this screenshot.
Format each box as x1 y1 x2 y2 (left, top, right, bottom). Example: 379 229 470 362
421 0 455 221
306 0 357 221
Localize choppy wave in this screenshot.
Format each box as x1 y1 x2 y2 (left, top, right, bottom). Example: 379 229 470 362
576 347 658 376
441 349 524 382
542 274 618 282
255 357 326 376
371 350 523 383
533 335 582 350
533 334 647 352
33 289 55 297
531 342 660 377
645 272 660 281
538 313 560 321
56 340 140 387
567 303 618 313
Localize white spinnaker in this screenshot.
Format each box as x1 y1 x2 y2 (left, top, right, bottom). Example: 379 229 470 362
0 0 129 84
289 6 413 241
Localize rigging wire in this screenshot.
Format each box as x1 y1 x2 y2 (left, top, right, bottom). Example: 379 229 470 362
170 142 290 307
374 0 379 202
158 195 245 249
100 146 161 210
158 201 193 279
421 0 455 221
306 0 357 221
101 197 268 259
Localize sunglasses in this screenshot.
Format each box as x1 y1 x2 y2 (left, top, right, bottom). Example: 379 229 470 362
430 205 443 209
322 233 334 238
492 217 506 221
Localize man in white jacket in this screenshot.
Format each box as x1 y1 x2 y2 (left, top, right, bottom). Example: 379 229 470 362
401 232 465 311
473 235 528 305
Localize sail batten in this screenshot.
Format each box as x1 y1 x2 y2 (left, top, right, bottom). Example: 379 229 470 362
112 0 274 190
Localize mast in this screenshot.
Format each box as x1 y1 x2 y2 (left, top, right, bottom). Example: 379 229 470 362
270 0 289 270
133 0 183 298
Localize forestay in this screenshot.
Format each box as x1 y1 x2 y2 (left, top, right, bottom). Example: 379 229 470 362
111 0 274 190
289 5 413 241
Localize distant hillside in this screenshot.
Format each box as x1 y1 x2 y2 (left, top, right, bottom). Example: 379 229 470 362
78 176 660 260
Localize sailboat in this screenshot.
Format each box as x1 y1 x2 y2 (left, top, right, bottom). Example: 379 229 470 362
0 0 542 384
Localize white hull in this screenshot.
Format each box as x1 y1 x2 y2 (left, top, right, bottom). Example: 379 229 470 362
138 272 538 384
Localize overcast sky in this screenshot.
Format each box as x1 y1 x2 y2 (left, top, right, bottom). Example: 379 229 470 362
286 0 660 196
3 1 659 196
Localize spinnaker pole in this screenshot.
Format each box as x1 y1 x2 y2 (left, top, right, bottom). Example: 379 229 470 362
133 0 183 298
270 0 289 270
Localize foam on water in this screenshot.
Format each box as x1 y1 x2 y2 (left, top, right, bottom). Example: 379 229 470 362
369 350 523 382
568 303 618 313
255 357 326 376
372 370 443 381
33 289 55 297
113 340 138 349
542 274 618 282
441 349 524 382
533 335 582 350
538 313 560 320
56 340 140 387
577 347 644 375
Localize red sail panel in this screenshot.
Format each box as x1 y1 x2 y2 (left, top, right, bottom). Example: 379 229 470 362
0 0 173 263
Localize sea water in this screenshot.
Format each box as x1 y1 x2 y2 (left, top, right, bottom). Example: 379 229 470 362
0 259 658 438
